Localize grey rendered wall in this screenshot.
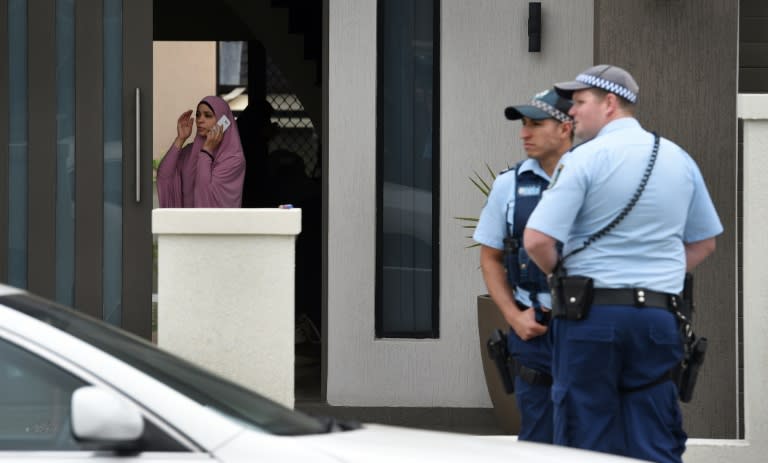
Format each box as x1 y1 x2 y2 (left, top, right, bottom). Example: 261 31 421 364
595 0 738 439
327 0 592 407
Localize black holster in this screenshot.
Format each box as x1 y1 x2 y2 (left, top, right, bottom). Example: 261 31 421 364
549 264 594 320
675 336 707 403
673 273 707 403
487 329 515 394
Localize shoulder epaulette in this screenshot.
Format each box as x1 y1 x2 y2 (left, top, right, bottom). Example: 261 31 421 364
499 159 527 177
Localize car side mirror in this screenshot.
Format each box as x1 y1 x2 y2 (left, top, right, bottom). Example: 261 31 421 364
71 386 144 443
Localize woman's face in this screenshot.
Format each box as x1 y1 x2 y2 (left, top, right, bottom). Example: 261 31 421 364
195 103 216 136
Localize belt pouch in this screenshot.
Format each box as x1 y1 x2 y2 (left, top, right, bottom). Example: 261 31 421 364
552 276 594 320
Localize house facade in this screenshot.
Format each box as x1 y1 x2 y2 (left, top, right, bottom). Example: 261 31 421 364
327 0 740 442
1 0 758 449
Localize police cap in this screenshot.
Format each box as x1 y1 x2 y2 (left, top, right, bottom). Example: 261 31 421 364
554 64 639 104
504 89 573 123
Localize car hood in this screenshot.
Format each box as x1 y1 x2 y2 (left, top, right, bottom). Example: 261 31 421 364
293 424 646 463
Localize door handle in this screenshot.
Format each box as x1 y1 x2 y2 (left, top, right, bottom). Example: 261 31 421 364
135 87 141 203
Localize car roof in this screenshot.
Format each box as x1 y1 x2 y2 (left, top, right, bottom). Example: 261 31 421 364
0 284 25 297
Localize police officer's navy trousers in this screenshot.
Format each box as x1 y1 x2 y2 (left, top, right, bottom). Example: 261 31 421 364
551 304 687 463
507 328 553 443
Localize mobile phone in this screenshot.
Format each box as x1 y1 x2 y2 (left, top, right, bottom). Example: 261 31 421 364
216 115 231 133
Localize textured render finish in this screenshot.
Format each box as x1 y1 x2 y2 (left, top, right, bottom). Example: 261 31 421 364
438 0 592 406
683 96 768 463
154 209 300 408
327 0 380 406
741 115 768 441
327 0 592 407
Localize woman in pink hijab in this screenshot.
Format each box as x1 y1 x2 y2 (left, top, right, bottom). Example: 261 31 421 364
157 96 245 207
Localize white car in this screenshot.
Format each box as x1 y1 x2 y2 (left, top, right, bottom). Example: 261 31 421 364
0 284 641 462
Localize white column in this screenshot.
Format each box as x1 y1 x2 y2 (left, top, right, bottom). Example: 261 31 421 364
153 208 301 408
682 94 768 461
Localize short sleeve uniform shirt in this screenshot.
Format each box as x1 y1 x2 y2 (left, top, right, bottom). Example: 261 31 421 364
526 118 723 294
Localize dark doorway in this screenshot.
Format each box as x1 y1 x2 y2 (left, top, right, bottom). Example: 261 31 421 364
153 0 324 402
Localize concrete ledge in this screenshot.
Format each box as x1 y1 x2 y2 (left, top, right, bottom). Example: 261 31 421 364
737 94 768 119
152 208 302 235
686 438 751 448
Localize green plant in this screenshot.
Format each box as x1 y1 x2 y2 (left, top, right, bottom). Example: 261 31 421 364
152 158 162 184
455 163 502 248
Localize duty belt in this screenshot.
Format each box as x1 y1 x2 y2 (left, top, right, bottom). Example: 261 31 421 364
508 357 552 387
592 288 681 311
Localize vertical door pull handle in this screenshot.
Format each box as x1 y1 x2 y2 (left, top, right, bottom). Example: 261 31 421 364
135 88 141 203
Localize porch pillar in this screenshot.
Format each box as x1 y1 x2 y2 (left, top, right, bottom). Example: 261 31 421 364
153 208 301 408
684 94 768 461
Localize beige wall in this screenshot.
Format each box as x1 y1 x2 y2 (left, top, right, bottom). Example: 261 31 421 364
326 0 593 407
152 42 216 162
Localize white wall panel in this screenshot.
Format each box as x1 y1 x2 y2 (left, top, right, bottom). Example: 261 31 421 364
327 0 593 406
153 42 216 163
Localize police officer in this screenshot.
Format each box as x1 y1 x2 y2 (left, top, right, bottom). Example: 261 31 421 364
523 65 723 462
473 89 573 443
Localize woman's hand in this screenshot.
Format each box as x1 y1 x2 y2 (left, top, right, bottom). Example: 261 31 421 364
202 123 224 154
174 110 193 148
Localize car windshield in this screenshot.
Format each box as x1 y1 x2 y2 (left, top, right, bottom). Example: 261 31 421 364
0 294 327 436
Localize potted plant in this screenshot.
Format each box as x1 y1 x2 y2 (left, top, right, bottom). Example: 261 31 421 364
456 164 521 435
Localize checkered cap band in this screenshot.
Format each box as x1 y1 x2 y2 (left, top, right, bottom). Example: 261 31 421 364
576 73 638 103
531 98 571 122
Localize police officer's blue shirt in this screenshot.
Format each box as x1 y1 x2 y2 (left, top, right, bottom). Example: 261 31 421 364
474 158 552 308
526 117 723 294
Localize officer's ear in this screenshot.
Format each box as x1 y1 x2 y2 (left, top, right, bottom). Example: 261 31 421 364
560 120 574 140
604 92 633 118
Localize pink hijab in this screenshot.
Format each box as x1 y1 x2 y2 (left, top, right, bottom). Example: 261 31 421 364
157 96 246 208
